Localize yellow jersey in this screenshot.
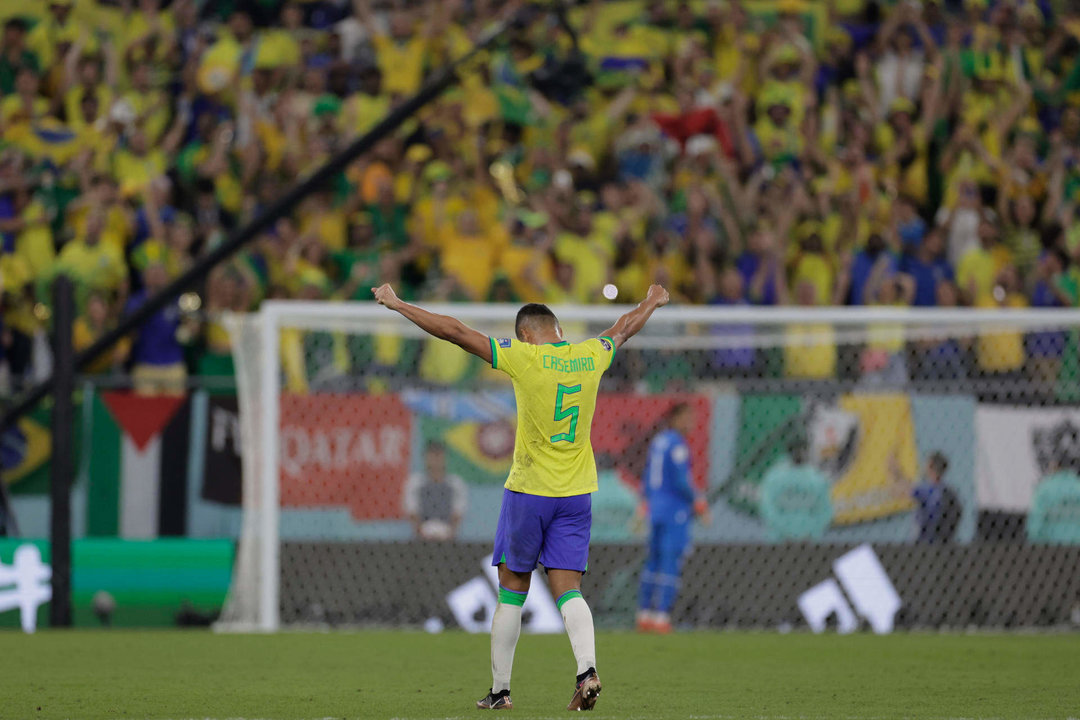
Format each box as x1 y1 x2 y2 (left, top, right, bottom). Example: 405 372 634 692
372 34 428 96
490 336 616 497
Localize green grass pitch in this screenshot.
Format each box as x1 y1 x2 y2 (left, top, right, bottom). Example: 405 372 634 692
3 630 1078 719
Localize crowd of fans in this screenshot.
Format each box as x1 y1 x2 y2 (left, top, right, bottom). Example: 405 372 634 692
3 0 1080 393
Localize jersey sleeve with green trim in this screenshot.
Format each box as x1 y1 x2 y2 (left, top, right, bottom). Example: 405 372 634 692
584 336 617 371
489 336 540 379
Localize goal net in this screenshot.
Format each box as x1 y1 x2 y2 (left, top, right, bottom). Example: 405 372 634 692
217 302 1080 633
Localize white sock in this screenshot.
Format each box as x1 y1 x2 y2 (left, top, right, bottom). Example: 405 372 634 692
491 591 525 693
558 592 596 676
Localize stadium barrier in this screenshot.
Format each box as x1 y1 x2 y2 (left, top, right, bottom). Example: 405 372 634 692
278 541 1080 632
0 539 233 630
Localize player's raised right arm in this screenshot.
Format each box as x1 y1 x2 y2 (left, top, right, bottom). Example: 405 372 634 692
372 283 492 364
599 284 669 349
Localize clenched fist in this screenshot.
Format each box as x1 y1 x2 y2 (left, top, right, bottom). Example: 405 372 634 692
646 284 670 308
371 283 402 310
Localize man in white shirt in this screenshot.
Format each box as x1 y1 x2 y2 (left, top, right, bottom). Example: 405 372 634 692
402 441 467 540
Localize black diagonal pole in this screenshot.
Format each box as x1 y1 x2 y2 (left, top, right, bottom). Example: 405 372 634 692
50 274 75 627
0 7 525 442
0 456 17 537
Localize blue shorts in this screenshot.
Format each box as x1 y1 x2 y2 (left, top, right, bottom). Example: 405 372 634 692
492 489 592 573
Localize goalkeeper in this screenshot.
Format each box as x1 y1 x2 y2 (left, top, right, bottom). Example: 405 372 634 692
372 282 669 712
636 402 710 634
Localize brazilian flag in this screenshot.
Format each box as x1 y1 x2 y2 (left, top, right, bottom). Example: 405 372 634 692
1 409 54 494
6 120 81 165
402 390 516 486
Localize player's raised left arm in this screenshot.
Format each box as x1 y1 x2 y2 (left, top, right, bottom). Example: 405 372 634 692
372 283 492 364
599 284 669 349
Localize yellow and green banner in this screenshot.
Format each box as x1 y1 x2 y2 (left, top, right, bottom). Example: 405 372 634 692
728 393 919 525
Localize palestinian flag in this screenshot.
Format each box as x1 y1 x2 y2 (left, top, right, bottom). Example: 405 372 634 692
87 391 190 538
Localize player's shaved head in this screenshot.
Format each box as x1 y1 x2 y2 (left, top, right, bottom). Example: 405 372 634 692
515 303 560 342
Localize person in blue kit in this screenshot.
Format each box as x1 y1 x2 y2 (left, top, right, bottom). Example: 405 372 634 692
124 262 189 395
636 402 710 633
890 450 960 544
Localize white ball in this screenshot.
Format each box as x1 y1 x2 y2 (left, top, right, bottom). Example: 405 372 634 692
92 590 116 615
602 284 618 300
424 616 445 634
420 519 453 540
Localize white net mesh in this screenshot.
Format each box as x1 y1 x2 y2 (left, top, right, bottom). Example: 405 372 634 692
218 303 1080 632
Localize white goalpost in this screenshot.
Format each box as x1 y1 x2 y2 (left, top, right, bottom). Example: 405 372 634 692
216 301 1080 632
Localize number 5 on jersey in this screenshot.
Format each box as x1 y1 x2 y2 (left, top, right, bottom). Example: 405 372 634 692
551 383 582 443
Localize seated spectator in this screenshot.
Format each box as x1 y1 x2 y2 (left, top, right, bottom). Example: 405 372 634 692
758 435 833 542
1027 466 1080 545
402 442 467 541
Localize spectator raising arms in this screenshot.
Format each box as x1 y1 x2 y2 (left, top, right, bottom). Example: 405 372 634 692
0 0 1079 390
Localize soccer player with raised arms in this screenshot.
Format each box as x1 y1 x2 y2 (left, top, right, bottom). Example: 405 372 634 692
372 282 670 711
